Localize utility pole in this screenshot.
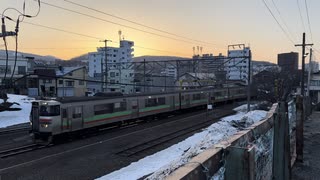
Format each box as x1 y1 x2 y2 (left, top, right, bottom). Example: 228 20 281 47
295 33 313 96
143 59 146 92
1 17 17 88
307 48 313 96
247 50 252 112
100 39 112 92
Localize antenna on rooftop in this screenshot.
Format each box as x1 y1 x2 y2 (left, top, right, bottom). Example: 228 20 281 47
193 47 195 56
118 30 122 42
200 47 203 56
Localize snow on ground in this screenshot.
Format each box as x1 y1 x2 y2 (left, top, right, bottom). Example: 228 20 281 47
0 94 34 128
98 105 268 180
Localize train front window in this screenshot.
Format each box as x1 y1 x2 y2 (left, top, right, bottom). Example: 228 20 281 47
40 105 60 116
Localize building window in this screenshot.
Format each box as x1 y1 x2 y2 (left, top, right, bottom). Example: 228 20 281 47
79 80 84 85
116 73 119 76
110 72 115 77
0 65 11 74
113 55 116 57
17 66 26 75
59 80 63 84
65 81 74 87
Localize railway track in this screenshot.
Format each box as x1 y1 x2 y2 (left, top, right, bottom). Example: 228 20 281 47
0 144 47 158
116 110 234 157
0 123 30 136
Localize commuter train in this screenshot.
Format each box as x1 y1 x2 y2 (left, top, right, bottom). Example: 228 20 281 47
30 87 247 141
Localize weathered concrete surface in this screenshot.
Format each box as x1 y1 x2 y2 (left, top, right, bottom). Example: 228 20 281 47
292 111 320 180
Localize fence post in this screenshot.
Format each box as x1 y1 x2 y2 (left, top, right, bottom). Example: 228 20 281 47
273 102 291 180
296 96 304 162
225 146 255 180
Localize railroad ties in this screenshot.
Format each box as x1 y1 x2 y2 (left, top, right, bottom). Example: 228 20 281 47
0 144 47 158
116 110 234 157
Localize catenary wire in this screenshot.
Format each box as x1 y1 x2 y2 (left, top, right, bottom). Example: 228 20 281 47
21 21 193 57
40 1 219 49
63 0 220 47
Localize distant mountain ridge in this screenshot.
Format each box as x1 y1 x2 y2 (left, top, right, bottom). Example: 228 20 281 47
0 50 59 61
133 56 189 62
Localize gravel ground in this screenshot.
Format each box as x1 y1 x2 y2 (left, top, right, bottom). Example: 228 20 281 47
292 111 320 180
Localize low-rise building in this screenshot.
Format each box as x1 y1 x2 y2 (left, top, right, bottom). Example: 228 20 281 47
56 66 87 97
0 56 28 85
176 73 216 90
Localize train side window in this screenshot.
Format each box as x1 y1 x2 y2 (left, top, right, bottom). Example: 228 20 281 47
145 98 157 107
181 96 184 101
94 104 113 115
73 107 82 118
132 100 138 109
215 92 222 96
114 102 126 112
193 94 201 100
157 97 165 105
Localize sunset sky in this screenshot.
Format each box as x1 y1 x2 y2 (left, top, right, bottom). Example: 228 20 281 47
0 0 319 63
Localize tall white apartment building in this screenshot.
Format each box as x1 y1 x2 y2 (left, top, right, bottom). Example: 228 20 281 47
88 40 134 94
225 47 251 84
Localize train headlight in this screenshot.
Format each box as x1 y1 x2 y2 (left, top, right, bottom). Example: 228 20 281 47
41 124 49 128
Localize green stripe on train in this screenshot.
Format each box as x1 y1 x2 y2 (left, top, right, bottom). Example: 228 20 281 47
84 110 132 122
139 105 171 112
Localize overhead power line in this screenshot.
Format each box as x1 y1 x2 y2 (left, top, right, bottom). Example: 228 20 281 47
23 21 102 40
21 21 191 57
304 0 313 42
296 0 306 33
40 1 217 48
261 0 296 45
270 0 298 42
63 0 219 47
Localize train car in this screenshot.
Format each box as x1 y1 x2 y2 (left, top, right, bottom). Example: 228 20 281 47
30 86 247 142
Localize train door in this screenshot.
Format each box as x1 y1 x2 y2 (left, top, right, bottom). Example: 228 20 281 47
131 99 139 119
71 106 83 131
31 103 39 132
171 95 175 110
185 94 190 107
61 108 70 131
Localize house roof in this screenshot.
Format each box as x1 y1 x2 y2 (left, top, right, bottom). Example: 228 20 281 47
56 66 85 76
179 73 216 80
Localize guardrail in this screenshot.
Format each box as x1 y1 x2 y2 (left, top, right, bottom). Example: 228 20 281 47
167 95 311 180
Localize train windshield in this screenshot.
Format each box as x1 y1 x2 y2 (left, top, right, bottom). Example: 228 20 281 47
40 105 60 116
